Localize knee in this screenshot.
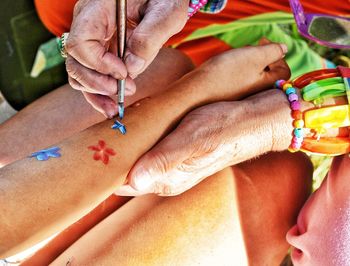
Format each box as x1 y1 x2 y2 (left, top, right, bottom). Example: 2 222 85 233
231 151 313 265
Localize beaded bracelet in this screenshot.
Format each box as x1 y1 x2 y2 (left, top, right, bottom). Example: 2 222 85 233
275 80 305 152
274 67 350 156
188 0 227 17
188 0 208 17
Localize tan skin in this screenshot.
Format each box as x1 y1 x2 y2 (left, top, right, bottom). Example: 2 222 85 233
49 156 312 266
66 0 189 116
3 46 348 264
0 43 289 258
0 48 193 166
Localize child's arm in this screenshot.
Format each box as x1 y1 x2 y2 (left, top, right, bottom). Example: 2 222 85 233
0 48 193 166
0 44 288 257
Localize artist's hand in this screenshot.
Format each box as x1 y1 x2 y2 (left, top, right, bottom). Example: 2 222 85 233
65 0 188 118
115 41 291 196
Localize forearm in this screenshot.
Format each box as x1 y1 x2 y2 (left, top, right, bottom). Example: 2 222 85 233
231 88 349 165
0 56 273 257
0 85 104 167
0 48 191 167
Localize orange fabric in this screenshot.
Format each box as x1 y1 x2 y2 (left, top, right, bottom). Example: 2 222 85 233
34 0 76 37
34 0 350 64
35 0 350 39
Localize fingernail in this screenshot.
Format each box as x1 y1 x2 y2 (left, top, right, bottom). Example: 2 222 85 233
125 54 145 77
125 87 135 96
130 167 154 191
280 44 288 54
125 79 137 96
114 185 144 196
105 107 117 119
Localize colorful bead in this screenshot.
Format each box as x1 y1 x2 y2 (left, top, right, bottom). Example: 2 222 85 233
283 83 292 91
277 79 305 153
294 128 303 138
292 110 302 120
288 93 298 102
293 119 305 128
188 0 208 17
291 101 301 110
291 142 302 150
275 80 285 89
292 136 303 144
285 87 296 95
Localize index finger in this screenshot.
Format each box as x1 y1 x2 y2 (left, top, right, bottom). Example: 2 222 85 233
65 36 128 80
252 42 288 67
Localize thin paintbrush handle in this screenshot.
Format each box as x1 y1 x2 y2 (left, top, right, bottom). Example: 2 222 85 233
117 0 127 118
117 0 127 59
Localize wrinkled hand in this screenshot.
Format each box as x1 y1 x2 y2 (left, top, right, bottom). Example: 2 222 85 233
65 0 188 117
115 41 290 196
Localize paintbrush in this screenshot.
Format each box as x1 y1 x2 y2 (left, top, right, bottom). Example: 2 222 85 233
117 0 127 119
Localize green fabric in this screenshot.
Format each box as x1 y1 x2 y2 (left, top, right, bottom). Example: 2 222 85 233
178 12 329 78
30 37 65 78
183 12 296 42
216 23 326 78
0 0 67 110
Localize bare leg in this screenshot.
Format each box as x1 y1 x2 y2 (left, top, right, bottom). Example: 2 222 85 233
45 151 312 265
233 151 313 265
0 48 194 166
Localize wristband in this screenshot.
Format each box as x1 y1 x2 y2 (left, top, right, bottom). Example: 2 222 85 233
188 0 208 17
188 0 227 17
276 80 304 152
276 66 350 156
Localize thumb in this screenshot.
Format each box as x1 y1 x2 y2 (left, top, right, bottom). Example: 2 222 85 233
125 1 188 78
128 131 190 193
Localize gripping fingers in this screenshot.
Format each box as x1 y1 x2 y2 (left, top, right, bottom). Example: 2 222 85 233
67 56 137 96
65 37 127 80
82 92 118 119
67 56 119 95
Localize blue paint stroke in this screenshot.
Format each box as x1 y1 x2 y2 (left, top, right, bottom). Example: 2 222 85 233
111 120 126 135
118 105 124 120
29 147 61 161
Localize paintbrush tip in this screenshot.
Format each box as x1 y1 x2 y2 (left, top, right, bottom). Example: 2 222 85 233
118 104 124 120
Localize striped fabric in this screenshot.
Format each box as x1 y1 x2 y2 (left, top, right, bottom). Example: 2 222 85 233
200 0 227 14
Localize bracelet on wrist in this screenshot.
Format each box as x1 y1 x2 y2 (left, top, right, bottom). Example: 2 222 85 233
188 0 227 17
188 0 208 17
276 80 304 153
276 66 350 156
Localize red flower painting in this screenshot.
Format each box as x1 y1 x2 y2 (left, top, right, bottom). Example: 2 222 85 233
88 140 116 165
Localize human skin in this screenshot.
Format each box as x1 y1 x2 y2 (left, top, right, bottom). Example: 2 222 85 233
287 155 350 265
0 48 193 167
119 77 350 196
25 80 349 264
66 0 189 116
48 156 312 266
0 43 288 258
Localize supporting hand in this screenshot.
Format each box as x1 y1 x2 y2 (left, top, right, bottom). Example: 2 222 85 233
115 41 290 196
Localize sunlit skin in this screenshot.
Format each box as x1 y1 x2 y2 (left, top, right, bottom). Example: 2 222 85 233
287 155 350 265
0 43 292 259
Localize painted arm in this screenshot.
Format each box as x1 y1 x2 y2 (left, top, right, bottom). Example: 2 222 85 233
0 43 287 258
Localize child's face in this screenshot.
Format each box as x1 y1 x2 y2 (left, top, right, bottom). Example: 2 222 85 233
286 155 350 266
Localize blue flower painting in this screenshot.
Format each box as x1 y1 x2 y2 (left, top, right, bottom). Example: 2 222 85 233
29 147 61 161
111 120 127 135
